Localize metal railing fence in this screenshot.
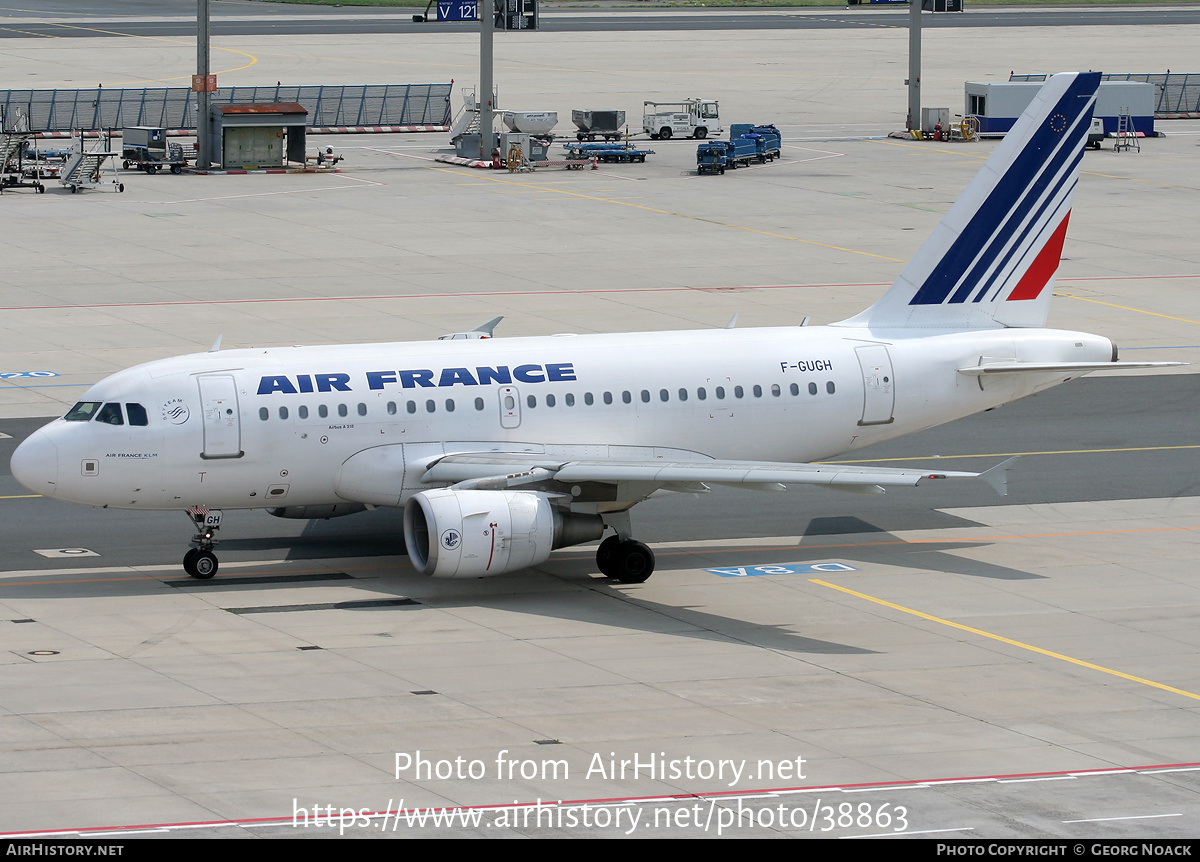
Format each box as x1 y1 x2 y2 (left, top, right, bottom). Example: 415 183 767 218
0 83 453 132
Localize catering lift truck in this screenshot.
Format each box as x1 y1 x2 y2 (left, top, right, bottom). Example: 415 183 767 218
642 99 721 140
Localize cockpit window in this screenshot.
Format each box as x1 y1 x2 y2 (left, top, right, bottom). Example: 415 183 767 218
64 402 101 421
126 403 149 426
96 403 124 426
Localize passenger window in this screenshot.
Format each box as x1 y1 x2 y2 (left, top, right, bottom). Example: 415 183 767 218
527 395 537 408
96 403 124 425
640 390 650 403
715 386 725 400
319 404 329 418
547 394 557 407
659 389 669 402
565 393 575 407
338 404 348 417
622 391 631 404
697 387 706 400
387 402 397 415
475 397 485 411
126 403 149 426
259 407 269 421
790 383 799 396
826 381 836 394
65 402 101 421
584 392 594 406
300 405 310 419
407 401 417 414
808 382 818 395
678 388 688 402
426 400 436 413
771 384 781 397
445 399 455 412
603 391 613 405
753 385 763 398
734 386 744 399
357 403 367 416
279 406 289 420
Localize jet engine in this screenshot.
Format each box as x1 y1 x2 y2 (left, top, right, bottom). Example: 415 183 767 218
403 489 603 578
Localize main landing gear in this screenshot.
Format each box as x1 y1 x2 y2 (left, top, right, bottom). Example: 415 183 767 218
183 507 221 579
595 534 655 584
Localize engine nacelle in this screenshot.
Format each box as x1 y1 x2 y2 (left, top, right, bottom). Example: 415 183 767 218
403 489 602 578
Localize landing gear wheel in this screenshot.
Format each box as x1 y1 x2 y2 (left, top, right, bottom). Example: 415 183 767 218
190 550 218 579
612 540 655 584
596 535 622 577
183 548 199 576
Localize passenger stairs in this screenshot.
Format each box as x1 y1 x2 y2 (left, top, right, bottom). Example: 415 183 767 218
1115 107 1141 153
59 141 123 193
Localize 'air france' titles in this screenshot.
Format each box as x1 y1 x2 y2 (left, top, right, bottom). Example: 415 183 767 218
257 363 577 396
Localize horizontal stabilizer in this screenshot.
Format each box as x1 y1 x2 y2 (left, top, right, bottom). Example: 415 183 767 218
958 361 1185 375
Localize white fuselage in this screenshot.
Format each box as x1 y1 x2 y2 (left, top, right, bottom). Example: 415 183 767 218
14 324 1113 512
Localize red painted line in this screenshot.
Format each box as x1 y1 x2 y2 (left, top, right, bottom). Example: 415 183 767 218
2 760 1195 838
1 274 1197 314
0 283 880 313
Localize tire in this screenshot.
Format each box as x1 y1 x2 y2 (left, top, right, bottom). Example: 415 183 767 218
612 540 654 584
694 127 707 139
596 535 622 578
659 127 672 140
118 184 124 193
171 165 182 174
191 550 218 579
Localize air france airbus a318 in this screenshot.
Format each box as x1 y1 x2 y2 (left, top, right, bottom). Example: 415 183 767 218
10 73 1176 583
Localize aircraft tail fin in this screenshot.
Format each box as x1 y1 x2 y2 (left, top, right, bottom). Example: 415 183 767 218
838 71 1101 331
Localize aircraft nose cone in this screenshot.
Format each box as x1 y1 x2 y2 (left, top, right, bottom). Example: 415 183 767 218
10 428 59 495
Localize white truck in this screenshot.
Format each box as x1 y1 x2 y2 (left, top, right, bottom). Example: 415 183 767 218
642 99 721 140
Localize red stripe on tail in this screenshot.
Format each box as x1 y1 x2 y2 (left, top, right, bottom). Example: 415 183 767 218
1007 211 1071 302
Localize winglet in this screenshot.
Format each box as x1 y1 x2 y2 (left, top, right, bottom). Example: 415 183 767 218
473 316 504 337
979 456 1019 496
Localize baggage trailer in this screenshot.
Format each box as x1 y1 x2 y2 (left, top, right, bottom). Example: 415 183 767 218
730 124 782 162
121 127 189 174
643 99 721 140
571 109 626 141
564 142 654 163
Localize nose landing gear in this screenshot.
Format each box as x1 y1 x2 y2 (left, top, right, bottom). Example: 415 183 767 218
183 506 221 579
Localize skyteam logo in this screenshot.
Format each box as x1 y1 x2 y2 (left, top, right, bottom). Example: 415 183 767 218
161 398 190 425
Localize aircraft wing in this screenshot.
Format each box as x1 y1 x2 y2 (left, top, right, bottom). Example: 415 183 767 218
422 453 1013 496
